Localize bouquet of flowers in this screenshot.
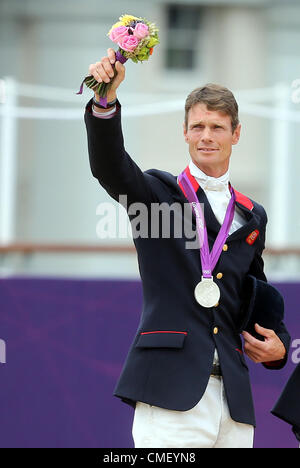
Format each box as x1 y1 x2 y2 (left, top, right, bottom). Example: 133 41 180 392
77 14 159 106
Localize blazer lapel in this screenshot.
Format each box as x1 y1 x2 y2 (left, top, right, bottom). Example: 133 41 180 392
227 201 261 242
174 169 261 243
196 188 261 243
196 186 221 237
173 177 221 235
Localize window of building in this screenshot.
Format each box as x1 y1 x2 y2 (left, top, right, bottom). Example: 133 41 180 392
165 4 204 70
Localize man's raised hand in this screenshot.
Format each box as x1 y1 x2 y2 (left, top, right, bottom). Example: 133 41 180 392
88 48 126 102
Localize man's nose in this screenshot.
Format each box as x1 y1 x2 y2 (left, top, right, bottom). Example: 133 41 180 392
201 128 213 142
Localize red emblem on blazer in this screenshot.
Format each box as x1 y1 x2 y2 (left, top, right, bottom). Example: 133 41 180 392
246 230 259 245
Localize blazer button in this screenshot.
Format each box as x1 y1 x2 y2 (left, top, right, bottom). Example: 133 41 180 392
223 244 228 251
216 272 223 279
213 327 219 335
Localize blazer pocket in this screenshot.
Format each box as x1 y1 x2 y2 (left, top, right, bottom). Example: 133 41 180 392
135 331 187 349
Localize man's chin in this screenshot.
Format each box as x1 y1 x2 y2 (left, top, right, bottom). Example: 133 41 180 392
194 153 219 165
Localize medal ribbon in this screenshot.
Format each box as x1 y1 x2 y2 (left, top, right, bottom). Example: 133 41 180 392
178 170 236 278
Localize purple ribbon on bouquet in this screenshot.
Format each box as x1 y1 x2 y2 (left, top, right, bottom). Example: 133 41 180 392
76 50 128 108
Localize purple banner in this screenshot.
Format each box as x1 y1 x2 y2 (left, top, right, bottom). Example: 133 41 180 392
0 278 299 448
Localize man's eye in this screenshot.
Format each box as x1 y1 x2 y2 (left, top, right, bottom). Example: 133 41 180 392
214 125 222 129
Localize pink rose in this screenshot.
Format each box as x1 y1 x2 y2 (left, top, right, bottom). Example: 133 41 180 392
133 23 149 40
118 35 140 52
109 26 129 43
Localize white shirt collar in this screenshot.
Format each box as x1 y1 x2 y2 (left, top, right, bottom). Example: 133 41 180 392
189 160 230 192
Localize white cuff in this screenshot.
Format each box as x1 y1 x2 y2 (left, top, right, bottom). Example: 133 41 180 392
92 104 117 117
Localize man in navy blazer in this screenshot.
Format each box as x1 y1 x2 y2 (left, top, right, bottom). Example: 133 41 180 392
84 49 290 448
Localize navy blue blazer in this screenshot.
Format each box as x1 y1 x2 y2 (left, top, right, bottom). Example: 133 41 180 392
85 100 290 426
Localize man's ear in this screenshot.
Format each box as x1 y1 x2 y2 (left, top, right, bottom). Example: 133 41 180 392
183 123 189 143
232 123 241 145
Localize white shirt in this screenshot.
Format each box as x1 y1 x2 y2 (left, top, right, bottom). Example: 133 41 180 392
189 160 246 235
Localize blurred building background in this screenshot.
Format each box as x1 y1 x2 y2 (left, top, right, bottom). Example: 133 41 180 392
0 0 300 280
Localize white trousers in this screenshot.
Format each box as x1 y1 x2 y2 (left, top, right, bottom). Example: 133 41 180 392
132 376 254 448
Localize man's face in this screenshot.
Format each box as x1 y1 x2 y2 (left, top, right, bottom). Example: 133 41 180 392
183 103 241 173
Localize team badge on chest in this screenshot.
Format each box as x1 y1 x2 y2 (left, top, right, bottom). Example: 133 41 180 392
246 230 259 245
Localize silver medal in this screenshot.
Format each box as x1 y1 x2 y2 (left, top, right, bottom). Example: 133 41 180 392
194 277 220 308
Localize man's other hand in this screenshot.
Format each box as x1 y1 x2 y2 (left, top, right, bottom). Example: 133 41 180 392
242 324 286 364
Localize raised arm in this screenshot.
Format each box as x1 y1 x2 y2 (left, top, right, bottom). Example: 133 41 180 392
85 48 157 205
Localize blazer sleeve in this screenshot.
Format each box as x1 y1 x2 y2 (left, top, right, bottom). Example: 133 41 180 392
84 99 157 206
248 207 290 369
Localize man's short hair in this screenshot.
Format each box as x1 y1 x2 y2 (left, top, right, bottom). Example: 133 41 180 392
185 84 239 133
